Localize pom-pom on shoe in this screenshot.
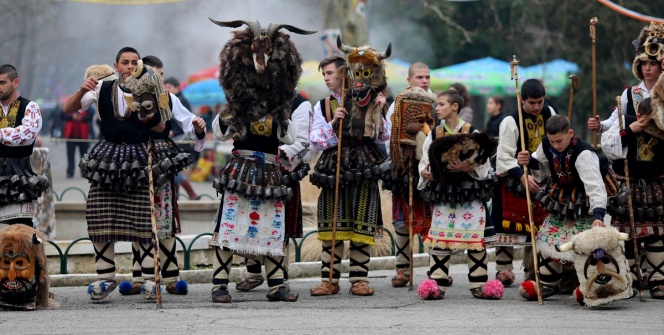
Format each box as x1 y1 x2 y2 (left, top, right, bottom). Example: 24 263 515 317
118 281 142 295
518 280 558 300
141 280 163 300
418 279 444 300
496 270 515 287
166 280 189 295
470 279 504 300
88 280 118 301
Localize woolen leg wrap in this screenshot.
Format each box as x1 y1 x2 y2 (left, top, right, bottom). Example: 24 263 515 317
538 254 562 286
265 256 285 288
495 246 514 272
467 249 489 289
349 242 371 283
395 226 410 274
245 258 262 275
429 249 451 290
159 238 179 284
212 247 233 289
321 240 343 283
93 242 115 280
645 237 664 286
138 242 155 280
131 242 143 282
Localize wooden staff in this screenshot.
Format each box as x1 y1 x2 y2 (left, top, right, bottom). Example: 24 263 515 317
616 96 645 301
147 139 162 306
408 158 414 291
590 17 599 149
328 67 347 289
567 75 579 120
510 55 543 304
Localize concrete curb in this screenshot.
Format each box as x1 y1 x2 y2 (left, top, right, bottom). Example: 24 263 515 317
49 247 525 287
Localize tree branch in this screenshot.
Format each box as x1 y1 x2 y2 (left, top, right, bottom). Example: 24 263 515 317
422 0 473 43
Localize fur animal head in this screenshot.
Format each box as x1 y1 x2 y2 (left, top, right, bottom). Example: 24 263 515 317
84 64 116 81
209 19 316 74
337 35 391 108
118 60 171 123
427 132 497 182
0 225 57 309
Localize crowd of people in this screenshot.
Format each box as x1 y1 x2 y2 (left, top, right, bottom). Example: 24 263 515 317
1 19 663 311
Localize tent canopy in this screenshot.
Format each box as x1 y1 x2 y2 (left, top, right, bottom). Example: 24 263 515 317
181 78 226 106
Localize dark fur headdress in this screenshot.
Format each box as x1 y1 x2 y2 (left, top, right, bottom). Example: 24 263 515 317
428 132 497 183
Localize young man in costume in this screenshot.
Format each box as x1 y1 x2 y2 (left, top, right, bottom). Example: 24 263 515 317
0 64 49 227
602 96 664 299
63 47 203 300
518 115 607 300
492 79 555 287
418 90 501 300
309 38 391 296
588 22 664 133
208 19 314 303
384 62 436 288
115 55 206 297
235 91 312 292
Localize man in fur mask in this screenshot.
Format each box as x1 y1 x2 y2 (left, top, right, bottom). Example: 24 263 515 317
309 38 391 296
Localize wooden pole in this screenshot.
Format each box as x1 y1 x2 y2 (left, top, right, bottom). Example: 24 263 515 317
408 158 414 291
328 68 346 289
510 55 543 304
567 75 579 121
590 17 599 149
147 139 162 307
615 96 645 301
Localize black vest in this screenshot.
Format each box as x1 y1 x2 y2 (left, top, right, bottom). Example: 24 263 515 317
510 105 554 154
625 87 638 117
0 97 34 158
612 116 664 179
98 80 149 143
541 136 595 189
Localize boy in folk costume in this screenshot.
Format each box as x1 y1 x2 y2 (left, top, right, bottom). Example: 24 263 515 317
418 90 502 300
63 47 199 300
384 62 436 287
236 91 312 292
492 79 554 287
518 115 607 300
309 38 391 296
602 95 664 299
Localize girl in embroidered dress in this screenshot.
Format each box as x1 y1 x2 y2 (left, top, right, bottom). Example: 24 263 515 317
419 90 500 299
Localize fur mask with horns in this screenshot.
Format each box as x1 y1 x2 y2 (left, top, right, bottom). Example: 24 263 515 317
118 60 172 128
209 19 316 140
632 22 664 81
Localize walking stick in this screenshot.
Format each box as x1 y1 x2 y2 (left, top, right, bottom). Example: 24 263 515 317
328 67 347 289
408 158 414 291
590 17 599 149
147 139 163 306
616 96 645 301
510 55 543 304
567 75 579 120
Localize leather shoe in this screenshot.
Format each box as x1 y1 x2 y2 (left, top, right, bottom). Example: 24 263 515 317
310 282 340 296
350 281 375 296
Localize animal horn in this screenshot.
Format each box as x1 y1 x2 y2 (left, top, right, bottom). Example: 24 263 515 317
555 241 574 252
32 233 42 245
336 35 353 54
618 232 630 241
208 18 262 37
378 43 392 60
267 23 317 39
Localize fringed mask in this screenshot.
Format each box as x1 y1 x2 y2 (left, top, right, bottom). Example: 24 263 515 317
0 226 45 310
119 60 172 126
556 227 633 307
337 36 391 108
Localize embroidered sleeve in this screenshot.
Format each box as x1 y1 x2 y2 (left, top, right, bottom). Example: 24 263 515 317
601 117 628 160
170 93 205 152
1 102 42 146
309 101 338 150
417 132 433 190
496 116 520 175
279 100 312 171
576 150 607 214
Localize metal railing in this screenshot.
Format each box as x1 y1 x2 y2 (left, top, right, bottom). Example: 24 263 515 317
45 231 425 274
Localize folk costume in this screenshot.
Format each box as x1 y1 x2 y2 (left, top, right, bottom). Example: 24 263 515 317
79 62 199 300
602 84 664 299
418 120 501 299
383 86 436 287
309 37 391 296
491 106 555 285
0 96 48 226
238 93 312 292
520 136 607 300
207 19 314 303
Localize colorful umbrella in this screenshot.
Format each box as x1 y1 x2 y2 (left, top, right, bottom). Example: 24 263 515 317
187 66 218 84
181 78 226 106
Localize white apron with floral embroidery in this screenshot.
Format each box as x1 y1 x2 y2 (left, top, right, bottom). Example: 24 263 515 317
425 200 486 252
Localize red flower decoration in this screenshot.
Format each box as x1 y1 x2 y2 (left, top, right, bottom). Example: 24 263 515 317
249 211 260 220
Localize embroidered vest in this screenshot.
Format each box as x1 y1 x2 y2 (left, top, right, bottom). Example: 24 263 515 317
510 105 554 154
0 97 34 158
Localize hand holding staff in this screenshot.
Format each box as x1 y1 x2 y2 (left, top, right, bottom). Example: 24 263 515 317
510 55 544 304
328 66 347 289
616 96 645 301
567 75 579 120
590 17 599 149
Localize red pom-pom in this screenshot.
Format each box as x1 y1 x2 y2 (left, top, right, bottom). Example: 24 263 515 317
519 280 538 300
482 279 504 299
418 279 440 300
574 287 585 305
